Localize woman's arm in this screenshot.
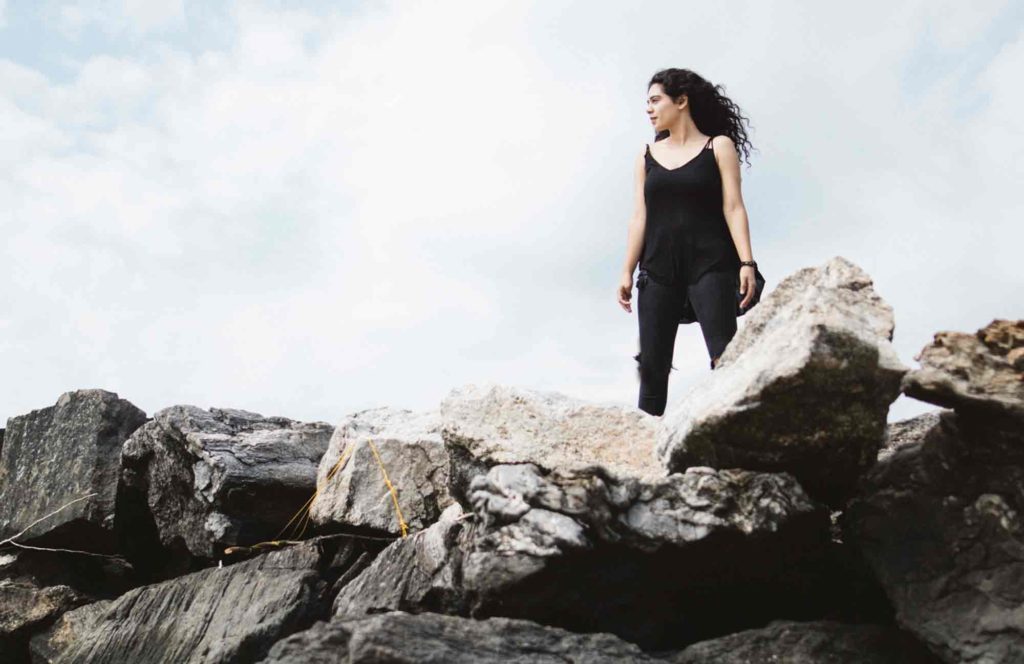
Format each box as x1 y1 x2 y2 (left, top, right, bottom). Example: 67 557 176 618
621 147 648 278
712 135 754 262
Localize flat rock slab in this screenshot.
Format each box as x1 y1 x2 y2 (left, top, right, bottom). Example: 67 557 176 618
670 620 937 663
657 256 907 506
843 410 1024 663
30 536 379 664
260 610 662 663
0 390 147 554
120 405 332 561
440 383 667 502
309 407 452 536
901 318 1023 425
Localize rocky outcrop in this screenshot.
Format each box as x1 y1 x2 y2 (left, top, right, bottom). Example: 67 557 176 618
334 462 838 650
878 410 944 462
119 405 333 564
310 407 452 536
656 256 907 506
0 390 147 554
671 620 938 663
844 319 1024 663
901 318 1023 424
30 535 383 664
260 611 662 663
440 384 666 502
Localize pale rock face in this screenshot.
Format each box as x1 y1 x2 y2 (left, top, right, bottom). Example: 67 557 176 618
440 383 668 502
656 256 908 506
309 406 453 536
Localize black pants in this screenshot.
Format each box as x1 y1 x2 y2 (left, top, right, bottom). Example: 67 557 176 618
635 268 738 416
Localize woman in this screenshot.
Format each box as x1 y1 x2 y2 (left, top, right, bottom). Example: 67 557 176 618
617 68 758 417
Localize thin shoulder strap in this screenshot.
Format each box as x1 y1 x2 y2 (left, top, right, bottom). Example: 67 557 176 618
704 135 715 149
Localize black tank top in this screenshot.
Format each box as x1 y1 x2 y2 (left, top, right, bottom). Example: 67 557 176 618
640 135 741 286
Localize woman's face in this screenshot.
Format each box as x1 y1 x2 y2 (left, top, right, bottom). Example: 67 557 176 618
647 84 685 131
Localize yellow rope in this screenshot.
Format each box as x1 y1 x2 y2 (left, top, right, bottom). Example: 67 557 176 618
367 439 408 538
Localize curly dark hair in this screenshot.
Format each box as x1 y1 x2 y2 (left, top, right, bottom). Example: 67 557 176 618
648 68 756 168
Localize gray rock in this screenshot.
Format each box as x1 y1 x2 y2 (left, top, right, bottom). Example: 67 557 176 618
440 383 667 502
120 405 332 562
878 410 945 462
0 390 147 553
334 463 833 650
0 578 87 662
670 620 937 663
843 410 1024 663
260 611 662 663
309 407 452 536
901 318 1023 425
656 256 907 506
29 535 379 664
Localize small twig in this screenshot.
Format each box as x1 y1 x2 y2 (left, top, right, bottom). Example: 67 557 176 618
5 540 127 560
367 439 408 538
0 492 98 548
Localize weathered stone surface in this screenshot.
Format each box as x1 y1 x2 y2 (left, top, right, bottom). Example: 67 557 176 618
670 620 938 663
657 256 907 506
440 383 666 502
260 611 661 663
334 463 837 650
0 390 147 554
843 409 1024 663
0 578 86 663
30 535 381 664
878 410 945 462
309 407 452 536
901 319 1023 424
120 405 333 562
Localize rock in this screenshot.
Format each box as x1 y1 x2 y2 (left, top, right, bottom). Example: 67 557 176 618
334 463 837 650
29 535 382 664
878 410 945 462
901 318 1023 426
843 409 1024 663
656 256 908 506
0 579 87 663
670 619 937 663
332 503 466 618
440 384 666 502
119 405 333 563
309 407 452 536
0 390 147 554
260 611 662 663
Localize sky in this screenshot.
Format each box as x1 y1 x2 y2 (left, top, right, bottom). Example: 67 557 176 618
1 0 1021 429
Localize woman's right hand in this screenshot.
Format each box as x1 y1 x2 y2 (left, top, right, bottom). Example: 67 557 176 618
618 272 634 313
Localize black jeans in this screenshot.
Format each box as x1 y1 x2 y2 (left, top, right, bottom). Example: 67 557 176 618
635 268 738 416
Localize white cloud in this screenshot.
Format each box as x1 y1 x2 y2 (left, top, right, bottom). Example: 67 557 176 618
0 0 1020 428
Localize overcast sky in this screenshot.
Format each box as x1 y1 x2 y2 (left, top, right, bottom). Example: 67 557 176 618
2 0 1021 429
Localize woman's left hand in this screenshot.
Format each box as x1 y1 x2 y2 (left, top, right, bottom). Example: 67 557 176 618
738 265 757 309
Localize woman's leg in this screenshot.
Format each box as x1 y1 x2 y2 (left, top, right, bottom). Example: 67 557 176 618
636 274 683 416
687 270 738 370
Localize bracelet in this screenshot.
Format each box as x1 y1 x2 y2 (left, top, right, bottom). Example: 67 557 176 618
740 260 757 268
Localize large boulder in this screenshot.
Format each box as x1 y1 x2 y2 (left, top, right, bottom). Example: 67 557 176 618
30 535 382 664
309 407 452 536
119 405 333 565
656 256 907 506
440 383 666 502
260 611 662 663
843 410 1023 663
670 620 937 663
0 389 147 554
334 462 836 650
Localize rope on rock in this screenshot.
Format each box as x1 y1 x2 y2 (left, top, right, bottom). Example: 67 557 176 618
367 439 409 538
